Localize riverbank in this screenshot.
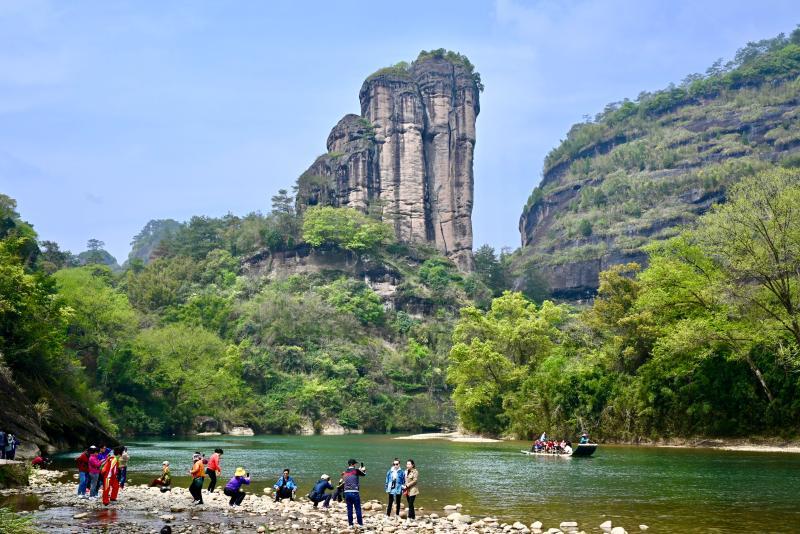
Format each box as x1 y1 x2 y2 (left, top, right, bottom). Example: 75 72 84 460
608 437 800 454
394 433 500 443
1 468 638 534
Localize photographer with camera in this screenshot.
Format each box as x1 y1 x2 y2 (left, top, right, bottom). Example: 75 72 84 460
224 467 251 508
343 459 367 528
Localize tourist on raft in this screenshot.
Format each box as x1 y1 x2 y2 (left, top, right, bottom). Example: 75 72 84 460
580 432 590 444
101 446 123 505
206 448 223 493
224 467 251 508
189 452 206 505
274 468 297 501
309 474 334 508
403 459 419 521
343 459 367 528
385 457 406 517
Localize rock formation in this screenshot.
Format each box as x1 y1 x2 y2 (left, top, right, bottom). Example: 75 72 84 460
516 79 800 300
296 51 481 270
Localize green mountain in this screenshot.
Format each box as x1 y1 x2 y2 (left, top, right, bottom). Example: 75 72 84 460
517 28 800 299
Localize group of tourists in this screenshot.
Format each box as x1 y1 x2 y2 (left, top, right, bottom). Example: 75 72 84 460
71 444 421 528
75 445 130 505
529 432 590 454
0 429 19 460
151 449 420 528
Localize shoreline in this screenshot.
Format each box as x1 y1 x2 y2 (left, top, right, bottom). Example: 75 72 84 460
394 433 800 452
0 469 637 534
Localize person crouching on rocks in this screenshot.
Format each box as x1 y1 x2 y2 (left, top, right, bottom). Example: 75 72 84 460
309 474 334 508
273 468 297 501
150 461 172 492
224 467 251 508
385 457 405 517
101 446 123 506
189 452 206 505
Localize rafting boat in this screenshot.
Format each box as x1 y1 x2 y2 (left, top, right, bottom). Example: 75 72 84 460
520 443 598 457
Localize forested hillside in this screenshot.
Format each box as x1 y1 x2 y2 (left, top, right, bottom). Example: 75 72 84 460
517 28 800 299
451 169 800 441
0 189 507 443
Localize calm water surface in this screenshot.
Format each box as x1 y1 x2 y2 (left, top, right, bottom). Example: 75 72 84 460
50 435 800 533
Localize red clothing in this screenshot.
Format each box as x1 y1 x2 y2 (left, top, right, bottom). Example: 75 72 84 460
207 452 221 473
102 456 120 505
76 452 90 473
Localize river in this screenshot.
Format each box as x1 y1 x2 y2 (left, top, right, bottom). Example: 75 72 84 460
42 434 800 533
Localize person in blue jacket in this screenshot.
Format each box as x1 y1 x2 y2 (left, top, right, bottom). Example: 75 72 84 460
309 474 334 508
274 468 297 501
384 457 406 516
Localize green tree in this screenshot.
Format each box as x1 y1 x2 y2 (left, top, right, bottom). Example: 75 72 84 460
302 206 393 252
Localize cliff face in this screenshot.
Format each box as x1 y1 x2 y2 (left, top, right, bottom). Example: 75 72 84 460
516 74 800 299
296 52 480 270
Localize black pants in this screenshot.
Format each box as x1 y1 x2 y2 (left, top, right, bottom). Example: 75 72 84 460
206 469 217 492
275 486 293 501
386 493 401 516
189 478 204 503
406 495 416 519
311 493 332 508
224 488 245 506
332 487 344 502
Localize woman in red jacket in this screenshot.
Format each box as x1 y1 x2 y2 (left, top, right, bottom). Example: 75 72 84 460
206 448 223 493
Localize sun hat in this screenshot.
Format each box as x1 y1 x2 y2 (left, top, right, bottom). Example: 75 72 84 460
321 474 330 480
162 461 170 466
235 467 247 477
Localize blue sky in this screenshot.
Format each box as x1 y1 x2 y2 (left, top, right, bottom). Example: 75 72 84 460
0 0 797 261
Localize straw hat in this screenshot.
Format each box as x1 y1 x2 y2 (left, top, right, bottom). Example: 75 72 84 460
235 467 247 477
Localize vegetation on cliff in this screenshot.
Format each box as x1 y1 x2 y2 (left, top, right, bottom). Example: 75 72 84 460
1 187 502 438
518 26 800 297
453 169 800 439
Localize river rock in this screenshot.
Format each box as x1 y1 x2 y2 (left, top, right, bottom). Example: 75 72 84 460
170 504 185 512
160 514 175 522
444 505 459 511
600 521 613 530
531 521 542 529
639 526 648 531
73 512 89 519
610 528 627 534
447 512 462 522
228 426 255 436
560 522 577 528
257 527 266 533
